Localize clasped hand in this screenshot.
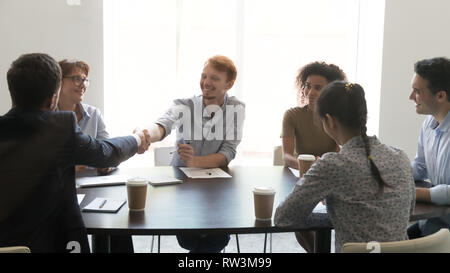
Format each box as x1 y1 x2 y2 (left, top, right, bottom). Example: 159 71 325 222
134 129 151 154
177 143 195 166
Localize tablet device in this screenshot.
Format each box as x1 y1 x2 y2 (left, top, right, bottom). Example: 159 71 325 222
148 176 183 186
76 174 130 188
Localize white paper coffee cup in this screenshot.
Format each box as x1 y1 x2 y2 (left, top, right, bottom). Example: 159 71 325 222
126 177 148 211
253 186 276 221
298 154 316 177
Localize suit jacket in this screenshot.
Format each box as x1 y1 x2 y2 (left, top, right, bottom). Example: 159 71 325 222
0 108 138 253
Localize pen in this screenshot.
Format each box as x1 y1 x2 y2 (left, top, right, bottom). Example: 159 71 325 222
169 150 177 155
99 199 107 209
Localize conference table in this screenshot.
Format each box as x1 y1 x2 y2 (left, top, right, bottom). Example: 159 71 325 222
77 166 450 253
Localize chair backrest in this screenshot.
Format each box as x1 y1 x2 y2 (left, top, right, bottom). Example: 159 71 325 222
154 146 176 166
342 228 450 253
273 146 284 166
0 246 31 253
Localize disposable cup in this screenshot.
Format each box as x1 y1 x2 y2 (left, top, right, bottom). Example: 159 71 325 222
253 186 276 221
126 177 148 211
297 154 316 177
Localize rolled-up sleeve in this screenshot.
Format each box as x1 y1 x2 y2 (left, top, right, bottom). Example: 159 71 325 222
156 102 188 139
218 140 239 164
218 102 245 164
280 109 295 138
430 185 450 205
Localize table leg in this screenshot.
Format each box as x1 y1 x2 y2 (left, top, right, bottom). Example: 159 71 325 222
91 234 110 253
158 235 161 253
263 233 267 253
314 229 331 253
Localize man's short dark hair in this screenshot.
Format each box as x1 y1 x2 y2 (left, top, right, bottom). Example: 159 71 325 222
7 53 62 109
414 57 450 101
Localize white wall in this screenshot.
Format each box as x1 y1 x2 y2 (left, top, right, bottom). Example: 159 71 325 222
0 0 103 115
355 0 385 137
379 0 450 160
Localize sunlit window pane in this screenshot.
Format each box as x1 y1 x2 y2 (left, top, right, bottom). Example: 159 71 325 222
104 0 384 166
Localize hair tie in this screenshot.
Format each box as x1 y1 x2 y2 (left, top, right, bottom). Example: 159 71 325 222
367 155 373 160
345 83 354 92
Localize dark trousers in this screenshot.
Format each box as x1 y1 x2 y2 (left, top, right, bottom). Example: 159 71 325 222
110 235 134 253
177 234 230 253
407 223 422 239
407 220 448 240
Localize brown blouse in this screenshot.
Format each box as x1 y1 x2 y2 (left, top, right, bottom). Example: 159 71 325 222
281 105 337 156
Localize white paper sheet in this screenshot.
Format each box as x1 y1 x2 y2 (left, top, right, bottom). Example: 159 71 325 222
288 167 300 178
179 167 232 178
313 202 327 214
77 194 85 205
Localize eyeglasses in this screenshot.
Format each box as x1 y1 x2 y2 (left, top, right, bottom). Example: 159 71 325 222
64 75 90 87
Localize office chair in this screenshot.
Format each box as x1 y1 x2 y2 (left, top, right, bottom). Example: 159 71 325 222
154 146 176 166
273 145 284 166
0 246 31 253
342 228 450 253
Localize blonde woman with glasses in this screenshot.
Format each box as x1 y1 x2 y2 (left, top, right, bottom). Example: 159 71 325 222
57 59 109 140
57 59 135 252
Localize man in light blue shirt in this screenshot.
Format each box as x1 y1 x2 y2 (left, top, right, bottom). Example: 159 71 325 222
408 57 450 238
147 55 245 253
155 94 244 167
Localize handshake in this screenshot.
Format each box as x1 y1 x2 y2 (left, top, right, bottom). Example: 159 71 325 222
134 129 151 154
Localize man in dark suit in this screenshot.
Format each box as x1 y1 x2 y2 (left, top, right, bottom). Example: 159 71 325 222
0 53 150 253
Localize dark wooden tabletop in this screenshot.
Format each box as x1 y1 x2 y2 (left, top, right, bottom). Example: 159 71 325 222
78 166 303 236
77 166 450 236
411 201 450 221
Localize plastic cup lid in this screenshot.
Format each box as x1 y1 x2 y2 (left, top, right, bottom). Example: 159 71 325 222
127 177 149 186
253 186 276 195
297 154 316 161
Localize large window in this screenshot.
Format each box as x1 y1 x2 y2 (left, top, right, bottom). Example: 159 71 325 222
104 0 385 166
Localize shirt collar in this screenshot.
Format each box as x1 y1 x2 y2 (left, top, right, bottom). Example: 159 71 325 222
429 111 450 132
54 103 90 121
340 135 380 152
77 103 90 121
6 107 45 116
341 135 364 151
199 94 229 118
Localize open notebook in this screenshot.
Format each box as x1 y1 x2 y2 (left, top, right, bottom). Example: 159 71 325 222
82 198 127 213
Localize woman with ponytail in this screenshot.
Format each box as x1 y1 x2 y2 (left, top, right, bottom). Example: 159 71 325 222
280 62 346 252
275 81 415 252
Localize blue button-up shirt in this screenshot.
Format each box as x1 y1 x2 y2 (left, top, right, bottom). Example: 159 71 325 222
78 103 109 140
156 95 245 167
412 112 450 204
